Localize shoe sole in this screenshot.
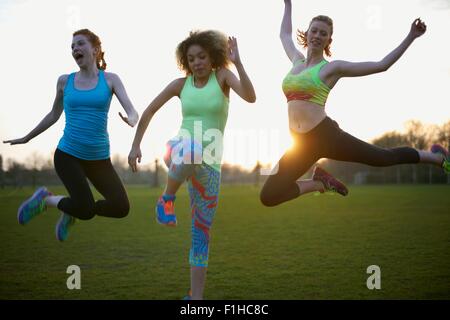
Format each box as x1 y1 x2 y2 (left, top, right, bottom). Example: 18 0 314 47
313 171 349 196
55 213 75 242
330 183 348 196
55 214 65 241
17 186 47 225
326 178 349 196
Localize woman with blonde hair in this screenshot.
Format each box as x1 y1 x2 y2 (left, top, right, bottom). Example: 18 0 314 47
260 0 448 207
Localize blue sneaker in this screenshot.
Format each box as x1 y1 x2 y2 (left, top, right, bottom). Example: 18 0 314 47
182 289 192 300
55 212 76 242
431 144 450 174
17 186 52 225
155 194 177 226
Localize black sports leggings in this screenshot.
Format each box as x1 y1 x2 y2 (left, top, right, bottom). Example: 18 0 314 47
54 149 130 220
260 117 420 206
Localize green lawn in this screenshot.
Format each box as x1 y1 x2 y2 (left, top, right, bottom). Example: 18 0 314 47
0 185 449 299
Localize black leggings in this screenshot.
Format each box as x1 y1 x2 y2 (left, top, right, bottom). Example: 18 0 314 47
54 149 130 220
260 117 420 206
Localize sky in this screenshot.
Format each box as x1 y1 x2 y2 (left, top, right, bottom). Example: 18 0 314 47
0 0 449 170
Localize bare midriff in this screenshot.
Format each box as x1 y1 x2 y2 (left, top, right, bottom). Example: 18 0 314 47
288 99 327 133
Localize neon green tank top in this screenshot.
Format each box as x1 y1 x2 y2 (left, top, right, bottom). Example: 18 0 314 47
178 71 229 172
282 59 331 106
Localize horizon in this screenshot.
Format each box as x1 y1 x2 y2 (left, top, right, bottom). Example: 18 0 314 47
1 0 449 171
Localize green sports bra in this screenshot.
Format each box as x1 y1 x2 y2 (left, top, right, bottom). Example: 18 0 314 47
282 59 331 106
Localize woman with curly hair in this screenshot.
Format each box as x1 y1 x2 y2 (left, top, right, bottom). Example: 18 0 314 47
4 29 139 241
128 30 256 299
259 0 449 207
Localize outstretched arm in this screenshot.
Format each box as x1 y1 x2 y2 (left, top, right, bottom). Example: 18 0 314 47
280 0 305 63
3 75 66 145
330 18 427 79
110 73 140 127
128 78 184 172
224 37 256 103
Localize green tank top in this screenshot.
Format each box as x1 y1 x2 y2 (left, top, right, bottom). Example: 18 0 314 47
178 71 229 172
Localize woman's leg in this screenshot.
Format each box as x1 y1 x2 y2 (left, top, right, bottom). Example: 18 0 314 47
418 149 447 166
54 149 97 220
259 135 320 207
156 138 199 226
82 158 130 218
327 127 421 166
163 138 199 192
187 164 221 300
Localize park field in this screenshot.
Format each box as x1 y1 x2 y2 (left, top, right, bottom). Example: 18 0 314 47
0 185 449 299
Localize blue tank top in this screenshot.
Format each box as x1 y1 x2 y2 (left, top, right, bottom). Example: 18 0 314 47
57 70 113 160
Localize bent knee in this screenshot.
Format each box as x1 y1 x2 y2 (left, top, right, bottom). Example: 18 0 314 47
259 189 280 207
74 206 95 220
74 203 96 220
113 200 130 218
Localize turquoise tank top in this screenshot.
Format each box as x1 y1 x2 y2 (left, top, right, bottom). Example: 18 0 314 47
57 70 113 160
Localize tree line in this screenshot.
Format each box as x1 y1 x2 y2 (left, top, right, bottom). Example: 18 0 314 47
1 120 448 188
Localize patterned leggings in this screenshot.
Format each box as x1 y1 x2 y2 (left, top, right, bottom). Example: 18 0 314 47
164 138 221 267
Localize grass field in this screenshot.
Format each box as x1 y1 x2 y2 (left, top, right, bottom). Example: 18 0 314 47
0 185 449 300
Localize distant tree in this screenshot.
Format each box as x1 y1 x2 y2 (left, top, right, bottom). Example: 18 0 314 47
0 155 4 188
372 131 409 184
154 159 159 188
437 121 450 184
252 161 262 186
372 131 408 148
6 159 26 188
404 120 428 149
25 152 46 189
437 120 450 149
404 121 428 183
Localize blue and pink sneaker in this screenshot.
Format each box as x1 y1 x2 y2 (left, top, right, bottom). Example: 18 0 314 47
55 212 76 242
155 194 177 226
431 144 450 174
183 289 192 300
312 166 349 196
17 186 52 225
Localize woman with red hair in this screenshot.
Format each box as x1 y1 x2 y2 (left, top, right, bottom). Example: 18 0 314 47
4 29 139 241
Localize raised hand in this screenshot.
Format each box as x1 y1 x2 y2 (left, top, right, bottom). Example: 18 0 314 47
409 18 427 39
3 137 29 145
227 36 242 65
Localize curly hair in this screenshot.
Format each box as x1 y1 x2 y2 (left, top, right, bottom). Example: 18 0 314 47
176 30 230 75
297 15 333 57
73 29 107 70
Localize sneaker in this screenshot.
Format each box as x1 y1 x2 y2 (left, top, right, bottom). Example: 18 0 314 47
155 194 177 226
55 212 76 242
312 166 349 196
17 186 52 225
182 289 192 300
431 144 450 174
